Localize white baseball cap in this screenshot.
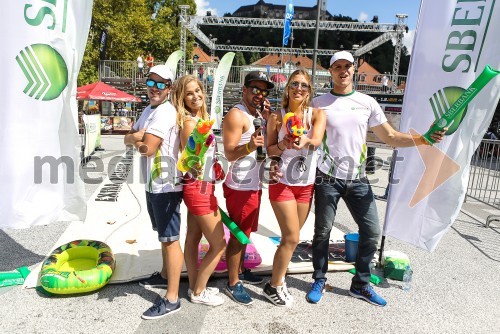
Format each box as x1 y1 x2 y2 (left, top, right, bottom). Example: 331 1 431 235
147 65 174 81
329 51 355 66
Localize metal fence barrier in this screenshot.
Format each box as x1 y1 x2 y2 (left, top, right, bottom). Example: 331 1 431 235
466 139 500 227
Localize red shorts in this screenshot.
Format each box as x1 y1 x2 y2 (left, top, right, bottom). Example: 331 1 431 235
269 183 314 203
223 183 262 241
183 177 218 216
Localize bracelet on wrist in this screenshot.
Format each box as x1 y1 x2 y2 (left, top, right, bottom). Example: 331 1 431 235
245 142 252 153
277 141 285 151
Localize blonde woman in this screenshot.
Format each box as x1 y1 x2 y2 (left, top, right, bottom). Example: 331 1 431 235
171 75 226 306
264 69 326 306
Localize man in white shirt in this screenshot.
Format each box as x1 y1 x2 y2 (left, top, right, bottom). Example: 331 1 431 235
137 54 144 78
124 65 183 319
307 51 446 307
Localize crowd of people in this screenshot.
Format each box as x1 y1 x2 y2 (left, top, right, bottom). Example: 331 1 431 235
124 50 446 320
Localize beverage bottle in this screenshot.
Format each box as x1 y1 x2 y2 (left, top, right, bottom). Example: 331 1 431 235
402 265 413 291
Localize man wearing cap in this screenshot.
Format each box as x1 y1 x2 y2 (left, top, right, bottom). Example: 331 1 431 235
306 51 446 307
124 65 184 319
222 71 274 305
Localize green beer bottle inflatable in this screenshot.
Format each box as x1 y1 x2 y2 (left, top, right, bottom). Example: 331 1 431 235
423 65 499 144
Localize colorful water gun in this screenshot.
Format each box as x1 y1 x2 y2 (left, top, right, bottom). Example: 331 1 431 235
177 119 215 176
283 112 307 144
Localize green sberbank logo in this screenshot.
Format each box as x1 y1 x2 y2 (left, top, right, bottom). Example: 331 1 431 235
15 44 68 101
428 87 467 135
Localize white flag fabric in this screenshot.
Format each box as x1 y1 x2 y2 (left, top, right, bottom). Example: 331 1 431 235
0 2 93 229
165 50 184 79
210 52 235 129
384 0 500 251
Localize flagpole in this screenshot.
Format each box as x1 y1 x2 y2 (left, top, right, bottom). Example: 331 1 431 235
312 0 321 87
282 0 294 82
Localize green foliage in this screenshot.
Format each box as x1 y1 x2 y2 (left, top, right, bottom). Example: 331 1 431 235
78 0 196 86
234 52 246 66
249 52 261 64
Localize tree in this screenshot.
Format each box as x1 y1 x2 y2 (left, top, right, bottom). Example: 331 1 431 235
78 0 196 86
234 52 246 66
249 52 261 64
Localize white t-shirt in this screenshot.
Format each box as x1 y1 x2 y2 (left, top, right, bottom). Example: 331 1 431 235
224 104 263 191
276 107 318 186
137 56 144 69
133 102 182 193
313 91 387 180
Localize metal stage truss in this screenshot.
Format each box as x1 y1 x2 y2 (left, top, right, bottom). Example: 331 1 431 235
178 6 408 83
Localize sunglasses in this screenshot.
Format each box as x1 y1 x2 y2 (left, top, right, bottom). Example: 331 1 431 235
290 81 310 90
146 79 172 90
247 86 270 97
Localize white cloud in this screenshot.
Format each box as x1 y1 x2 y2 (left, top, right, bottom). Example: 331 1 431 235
403 29 415 54
358 12 368 22
391 29 415 55
195 0 218 16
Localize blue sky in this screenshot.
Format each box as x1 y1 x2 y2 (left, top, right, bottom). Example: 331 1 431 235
195 0 422 52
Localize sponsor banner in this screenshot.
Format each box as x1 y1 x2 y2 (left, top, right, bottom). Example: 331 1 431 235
282 0 294 46
210 52 236 129
99 29 107 61
0 2 93 229
384 0 500 251
82 114 100 158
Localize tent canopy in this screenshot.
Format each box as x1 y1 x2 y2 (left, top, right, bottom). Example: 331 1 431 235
77 82 141 102
270 73 287 83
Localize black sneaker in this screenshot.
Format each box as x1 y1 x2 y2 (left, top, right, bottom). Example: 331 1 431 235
238 268 263 285
139 272 167 289
141 297 181 320
263 282 292 307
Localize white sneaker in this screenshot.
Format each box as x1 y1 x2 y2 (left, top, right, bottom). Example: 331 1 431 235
263 282 292 307
188 287 219 300
282 278 294 303
190 289 225 306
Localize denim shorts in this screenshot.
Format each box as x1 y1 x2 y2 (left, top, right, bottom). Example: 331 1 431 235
146 191 183 242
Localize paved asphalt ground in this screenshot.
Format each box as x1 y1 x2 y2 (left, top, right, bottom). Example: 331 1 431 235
1 135 500 334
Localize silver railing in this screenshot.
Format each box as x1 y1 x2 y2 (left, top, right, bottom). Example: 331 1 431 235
466 139 500 227
99 60 407 95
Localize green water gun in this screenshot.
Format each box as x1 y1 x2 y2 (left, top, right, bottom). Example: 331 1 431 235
0 266 31 287
348 268 382 285
219 208 250 245
177 119 216 177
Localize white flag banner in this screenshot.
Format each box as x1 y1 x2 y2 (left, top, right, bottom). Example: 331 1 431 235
210 52 235 130
0 2 93 229
384 0 500 251
165 50 184 79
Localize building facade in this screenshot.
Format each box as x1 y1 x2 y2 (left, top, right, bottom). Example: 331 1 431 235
233 0 332 20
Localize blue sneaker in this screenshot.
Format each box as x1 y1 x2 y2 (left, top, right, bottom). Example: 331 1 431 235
238 269 263 285
225 281 253 305
349 285 387 307
141 297 181 320
306 279 326 304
